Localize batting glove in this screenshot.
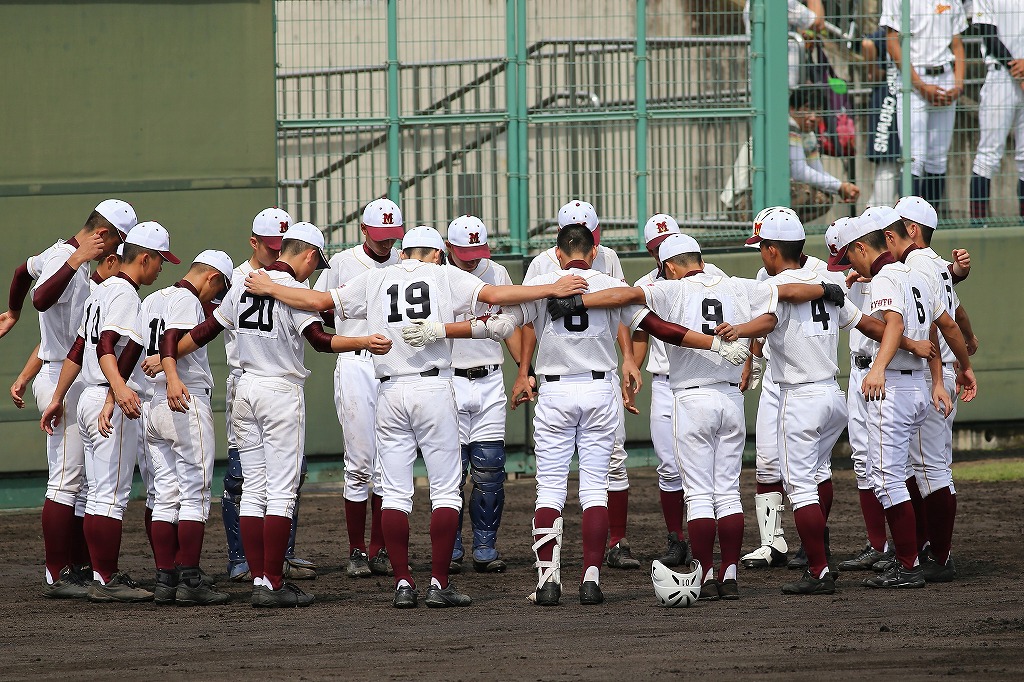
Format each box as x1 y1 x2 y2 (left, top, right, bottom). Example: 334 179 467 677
711 336 751 366
748 355 763 390
820 282 846 307
401 320 446 347
484 313 517 341
546 294 585 321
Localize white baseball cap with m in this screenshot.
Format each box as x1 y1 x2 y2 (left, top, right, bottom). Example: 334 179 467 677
362 198 404 241
643 213 680 250
125 221 180 264
252 207 293 251
446 215 491 260
95 199 138 237
745 207 804 247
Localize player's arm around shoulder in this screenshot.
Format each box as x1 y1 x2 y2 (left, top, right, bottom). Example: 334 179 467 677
476 271 588 305
244 269 335 311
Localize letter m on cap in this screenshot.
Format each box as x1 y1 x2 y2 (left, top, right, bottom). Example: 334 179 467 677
381 212 394 225
468 232 481 244
656 220 668 234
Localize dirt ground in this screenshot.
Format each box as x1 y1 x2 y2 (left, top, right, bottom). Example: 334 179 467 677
2 467 1023 681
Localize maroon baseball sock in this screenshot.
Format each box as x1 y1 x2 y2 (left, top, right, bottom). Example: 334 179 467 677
263 514 292 590
905 476 929 552
533 507 561 567
429 507 460 588
924 487 957 565
70 513 90 567
84 514 122 583
817 480 834 521
884 500 918 569
41 499 74 580
687 517 717 581
344 498 368 553
150 520 178 570
581 505 609 581
793 504 828 577
659 490 686 538
756 481 785 496
858 489 888 552
607 489 629 546
717 513 744 578
382 509 413 587
368 494 385 557
144 507 156 566
239 516 265 580
175 520 206 568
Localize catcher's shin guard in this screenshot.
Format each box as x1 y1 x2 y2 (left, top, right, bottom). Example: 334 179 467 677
452 445 470 562
285 458 317 577
529 516 562 605
221 448 248 578
469 440 506 562
741 492 788 568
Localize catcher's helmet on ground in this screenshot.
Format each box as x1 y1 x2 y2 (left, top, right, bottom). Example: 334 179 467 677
651 559 701 607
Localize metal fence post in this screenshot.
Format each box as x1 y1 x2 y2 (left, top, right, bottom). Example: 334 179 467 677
635 0 648 246
516 0 529 243
900 0 913 197
386 0 401 203
505 0 522 254
764 0 790 209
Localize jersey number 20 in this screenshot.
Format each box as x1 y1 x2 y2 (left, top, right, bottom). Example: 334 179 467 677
239 294 276 332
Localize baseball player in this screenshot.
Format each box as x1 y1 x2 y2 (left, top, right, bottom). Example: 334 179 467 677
826 212 972 588
523 200 643 571
175 222 391 607
969 0 1024 225
5 200 134 598
882 0 967 210
141 250 236 606
244 225 586 608
41 221 176 602
312 198 403 579
221 208 317 582
445 215 520 574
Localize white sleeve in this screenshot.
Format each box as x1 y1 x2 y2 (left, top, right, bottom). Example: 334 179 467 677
448 266 488 317
788 0 817 30
213 293 238 330
879 0 900 31
703 262 727 278
34 250 76 305
869 274 905 317
330 271 370 322
523 255 541 283
164 292 202 331
734 278 779 317
26 253 45 280
952 1 968 34
313 268 332 293
838 299 863 329
605 249 625 281
102 289 144 344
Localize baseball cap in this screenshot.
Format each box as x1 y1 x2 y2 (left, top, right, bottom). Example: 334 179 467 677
125 221 180 264
657 233 702 263
252 207 293 251
557 200 600 244
862 205 903 231
402 225 445 252
283 222 329 270
827 215 880 271
94 199 138 237
745 207 805 247
115 244 124 258
362 198 404 241
643 213 680 251
446 215 491 260
893 196 937 230
193 250 235 287
824 217 851 271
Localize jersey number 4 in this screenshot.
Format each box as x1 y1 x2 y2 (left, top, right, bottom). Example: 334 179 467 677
239 294 276 332
387 282 431 323
810 298 830 330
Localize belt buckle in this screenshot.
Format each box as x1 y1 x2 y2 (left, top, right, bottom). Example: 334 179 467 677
466 367 488 380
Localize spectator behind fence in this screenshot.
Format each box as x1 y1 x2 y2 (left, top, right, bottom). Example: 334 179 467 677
862 28 902 208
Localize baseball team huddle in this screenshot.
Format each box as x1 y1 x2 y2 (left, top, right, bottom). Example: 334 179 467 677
1 191 979 609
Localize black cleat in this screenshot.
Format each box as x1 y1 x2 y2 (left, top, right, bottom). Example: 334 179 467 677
425 582 472 608
88 572 154 603
154 568 179 605
921 555 956 583
698 581 721 601
42 567 90 600
531 580 561 606
449 556 463 574
782 569 836 595
176 568 229 606
369 548 394 576
862 562 926 589
719 578 739 600
251 582 314 607
606 539 641 569
346 549 372 578
839 543 889 572
741 545 789 569
579 581 604 605
473 557 507 573
392 584 419 609
788 544 808 570
658 532 690 567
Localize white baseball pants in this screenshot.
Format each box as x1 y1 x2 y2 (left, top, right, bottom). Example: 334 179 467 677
334 352 382 502
147 391 216 524
672 384 745 521
533 375 618 512
863 370 929 510
136 400 155 509
33 362 85 508
778 380 847 511
454 368 507 444
608 370 630 492
232 374 305 519
79 384 140 520
909 364 957 495
896 68 956 176
847 363 872 491
650 374 682 493
754 373 781 485
972 66 1024 180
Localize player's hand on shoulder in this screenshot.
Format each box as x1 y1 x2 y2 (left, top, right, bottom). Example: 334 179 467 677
861 368 886 402
845 270 869 287
546 294 585 321
550 275 588 298
141 354 163 378
820 282 846 306
714 322 739 342
363 333 393 355
401 320 444 347
40 401 63 435
0 310 21 339
244 270 274 295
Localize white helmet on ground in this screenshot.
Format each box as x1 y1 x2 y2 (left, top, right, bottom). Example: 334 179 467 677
651 559 702 607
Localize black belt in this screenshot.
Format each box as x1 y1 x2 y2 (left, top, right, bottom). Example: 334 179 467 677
653 373 669 380
682 382 739 390
853 355 872 370
922 64 949 76
544 371 606 382
454 365 499 380
347 349 368 356
379 367 440 383
99 382 110 388
900 370 915 375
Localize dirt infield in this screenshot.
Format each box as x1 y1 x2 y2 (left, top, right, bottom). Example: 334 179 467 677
2 467 1022 680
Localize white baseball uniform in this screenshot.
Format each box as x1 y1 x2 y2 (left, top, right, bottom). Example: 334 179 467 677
451 259 513 445
520 268 641 512
847 279 876 493
759 267 862 511
29 240 92 510
881 0 968 176
329 259 486 514
313 245 399 502
214 268 321 519
77 275 145 521
223 260 254 451
862 260 942 509
143 283 218 524
972 0 1024 181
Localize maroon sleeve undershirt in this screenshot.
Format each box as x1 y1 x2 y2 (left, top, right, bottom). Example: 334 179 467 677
32 263 76 312
66 336 86 365
117 341 143 381
638 312 692 347
320 311 334 329
97 330 121 359
949 263 967 285
160 328 183 359
302 323 334 353
9 262 34 312
190 316 226 347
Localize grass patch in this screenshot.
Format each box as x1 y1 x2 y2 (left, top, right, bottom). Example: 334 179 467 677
952 458 1024 482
